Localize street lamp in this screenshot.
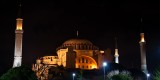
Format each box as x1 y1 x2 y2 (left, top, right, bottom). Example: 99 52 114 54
103 62 107 80
147 73 150 80
72 73 75 80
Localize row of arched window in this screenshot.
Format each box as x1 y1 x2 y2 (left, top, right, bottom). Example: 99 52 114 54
78 65 92 69
77 58 92 64
61 44 98 50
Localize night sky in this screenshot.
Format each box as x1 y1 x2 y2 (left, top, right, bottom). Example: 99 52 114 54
0 0 160 75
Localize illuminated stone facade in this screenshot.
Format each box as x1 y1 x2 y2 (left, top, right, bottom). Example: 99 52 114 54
42 56 58 66
57 38 101 69
32 38 113 80
32 59 50 80
33 38 112 69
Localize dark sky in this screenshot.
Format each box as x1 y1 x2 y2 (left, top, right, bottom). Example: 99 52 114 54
0 0 160 75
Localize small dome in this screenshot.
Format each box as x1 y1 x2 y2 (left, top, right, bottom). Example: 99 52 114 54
57 38 99 50
36 59 41 64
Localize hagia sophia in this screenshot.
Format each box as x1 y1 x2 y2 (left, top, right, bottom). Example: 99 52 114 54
31 36 114 79
12 4 148 80
33 37 113 69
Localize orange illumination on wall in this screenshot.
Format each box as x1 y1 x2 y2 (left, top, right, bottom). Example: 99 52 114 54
76 55 98 70
16 18 23 30
92 65 97 69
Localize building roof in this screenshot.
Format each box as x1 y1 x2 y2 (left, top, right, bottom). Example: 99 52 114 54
57 38 99 50
63 38 93 45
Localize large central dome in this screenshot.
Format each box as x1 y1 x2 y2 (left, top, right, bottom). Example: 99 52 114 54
63 39 93 45
57 38 99 50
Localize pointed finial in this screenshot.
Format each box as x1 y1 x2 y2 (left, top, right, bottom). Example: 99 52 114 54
76 30 79 37
140 17 144 33
115 37 118 49
18 0 22 7
17 1 22 18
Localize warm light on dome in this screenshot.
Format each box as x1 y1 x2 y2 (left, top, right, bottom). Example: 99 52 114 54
58 38 98 50
63 39 93 45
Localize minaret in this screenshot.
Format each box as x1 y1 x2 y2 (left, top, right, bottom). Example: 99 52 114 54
139 33 148 74
114 37 119 63
76 30 79 37
13 4 23 68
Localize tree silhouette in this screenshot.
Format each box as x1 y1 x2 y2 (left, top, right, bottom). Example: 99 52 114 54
153 66 160 80
0 65 37 80
110 74 133 80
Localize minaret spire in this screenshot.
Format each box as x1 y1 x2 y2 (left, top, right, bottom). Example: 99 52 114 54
140 17 144 33
13 2 23 68
76 30 79 37
141 17 143 23
139 17 148 74
139 33 148 74
114 37 119 63
115 37 118 49
17 2 22 18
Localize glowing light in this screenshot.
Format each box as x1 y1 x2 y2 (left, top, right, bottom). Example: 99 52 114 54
100 50 104 54
141 37 145 42
146 73 150 80
72 73 75 76
140 33 145 42
72 73 75 80
147 73 150 77
16 18 23 30
115 49 119 56
92 65 97 69
103 62 107 67
13 56 22 67
103 62 107 80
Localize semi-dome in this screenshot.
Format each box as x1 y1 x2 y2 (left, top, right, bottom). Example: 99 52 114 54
57 38 99 50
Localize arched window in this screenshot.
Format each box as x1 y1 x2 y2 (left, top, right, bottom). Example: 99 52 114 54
82 58 84 63
86 59 88 63
82 65 84 69
76 55 97 69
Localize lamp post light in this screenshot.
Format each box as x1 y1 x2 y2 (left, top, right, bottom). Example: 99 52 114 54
147 73 150 80
103 62 107 80
72 73 75 80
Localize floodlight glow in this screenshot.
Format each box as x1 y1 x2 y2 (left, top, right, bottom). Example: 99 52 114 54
103 62 107 67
